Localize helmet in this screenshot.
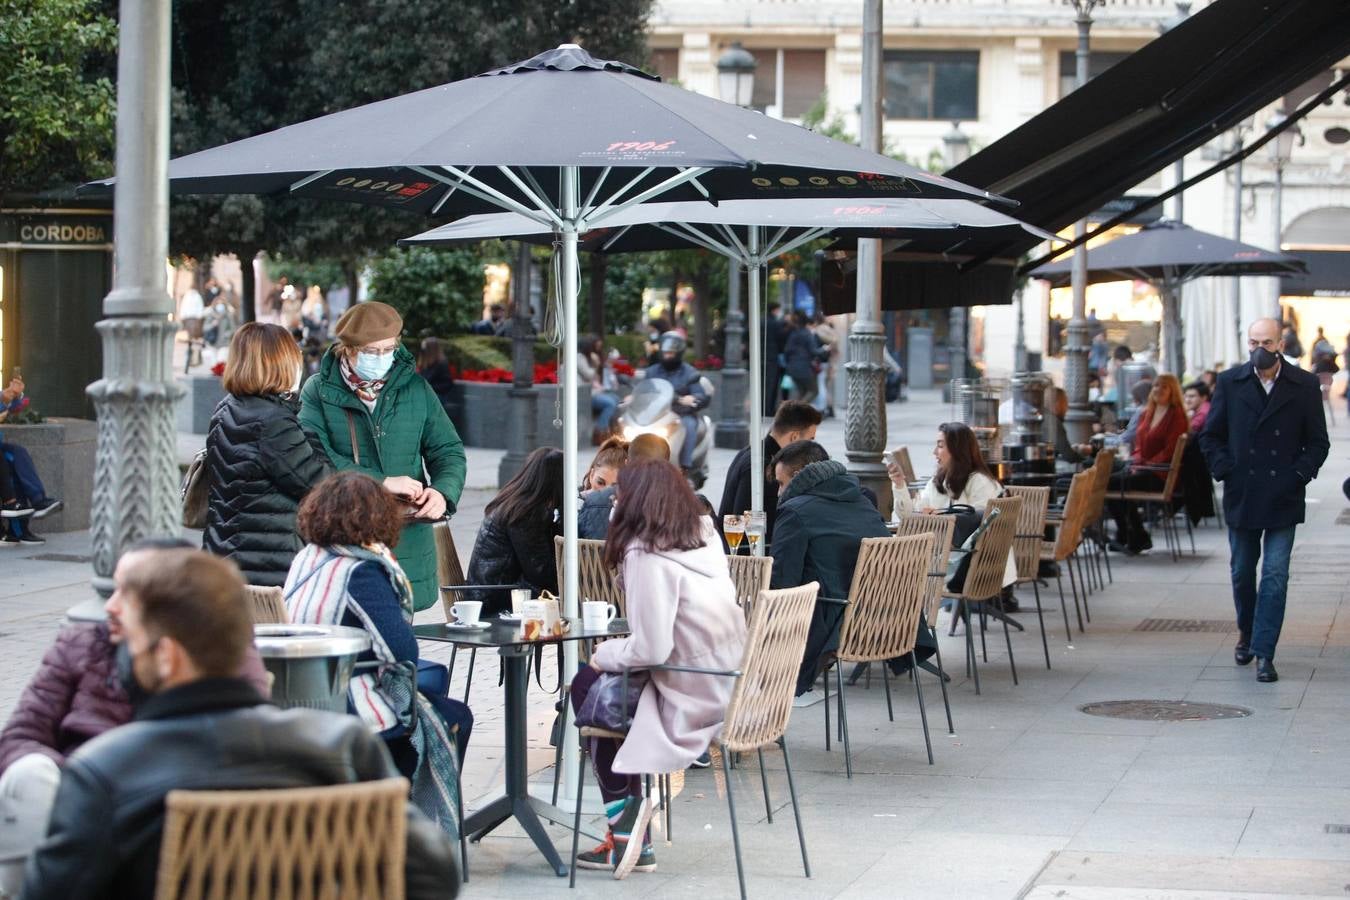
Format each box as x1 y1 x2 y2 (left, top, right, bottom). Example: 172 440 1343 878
658 331 686 356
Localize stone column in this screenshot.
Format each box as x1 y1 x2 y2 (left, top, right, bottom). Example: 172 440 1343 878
1063 4 1099 444
87 0 183 597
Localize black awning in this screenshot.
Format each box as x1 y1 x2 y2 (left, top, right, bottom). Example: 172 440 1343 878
946 0 1350 244
826 0 1350 315
1282 250 1350 297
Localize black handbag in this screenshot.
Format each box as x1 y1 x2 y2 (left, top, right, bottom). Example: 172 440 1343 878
940 503 997 593
575 671 650 733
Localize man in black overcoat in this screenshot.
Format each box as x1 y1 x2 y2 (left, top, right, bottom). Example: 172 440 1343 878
1200 318 1329 683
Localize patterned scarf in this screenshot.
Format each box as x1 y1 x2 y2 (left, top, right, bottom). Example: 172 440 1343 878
339 354 387 408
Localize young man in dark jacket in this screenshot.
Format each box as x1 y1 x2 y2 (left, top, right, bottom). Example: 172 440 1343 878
21 547 459 900
768 441 889 696
717 401 821 542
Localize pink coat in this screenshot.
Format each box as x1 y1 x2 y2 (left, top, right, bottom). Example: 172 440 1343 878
591 521 747 775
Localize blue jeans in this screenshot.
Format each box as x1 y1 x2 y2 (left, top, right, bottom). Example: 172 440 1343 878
677 414 698 468
0 442 45 503
1227 525 1296 660
591 391 619 433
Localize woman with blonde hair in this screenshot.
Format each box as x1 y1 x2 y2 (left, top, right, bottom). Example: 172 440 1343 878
203 322 333 584
1108 372 1189 555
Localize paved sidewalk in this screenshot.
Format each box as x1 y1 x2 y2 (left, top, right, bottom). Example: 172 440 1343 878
4 391 1350 897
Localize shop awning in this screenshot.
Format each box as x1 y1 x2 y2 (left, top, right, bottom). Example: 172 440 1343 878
823 0 1350 315
1282 250 1350 297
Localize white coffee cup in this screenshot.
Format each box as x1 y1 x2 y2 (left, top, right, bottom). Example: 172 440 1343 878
450 601 482 626
510 588 532 614
582 600 618 632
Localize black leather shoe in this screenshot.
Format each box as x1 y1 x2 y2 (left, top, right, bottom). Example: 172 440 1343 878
1256 658 1278 682
1234 638 1254 666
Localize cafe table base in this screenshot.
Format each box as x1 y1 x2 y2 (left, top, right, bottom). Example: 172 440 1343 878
415 619 627 877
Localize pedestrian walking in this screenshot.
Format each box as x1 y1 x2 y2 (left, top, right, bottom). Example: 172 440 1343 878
204 323 333 586
299 301 467 611
1199 317 1329 683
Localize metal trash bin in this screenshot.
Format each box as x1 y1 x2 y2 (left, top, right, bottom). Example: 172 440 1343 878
254 624 370 713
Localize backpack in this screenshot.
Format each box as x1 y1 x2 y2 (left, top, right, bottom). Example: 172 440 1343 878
181 448 209 528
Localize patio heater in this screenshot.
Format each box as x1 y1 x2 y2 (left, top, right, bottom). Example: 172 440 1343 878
1266 111 1303 320
714 42 757 448
1003 372 1055 482
951 377 1007 467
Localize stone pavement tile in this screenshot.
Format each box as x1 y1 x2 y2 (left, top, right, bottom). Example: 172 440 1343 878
1066 804 1251 856
1031 850 1350 897
1026 886 1346 900
916 797 1099 837
982 731 1150 782
837 831 1065 899
1235 808 1350 861
1119 749 1278 787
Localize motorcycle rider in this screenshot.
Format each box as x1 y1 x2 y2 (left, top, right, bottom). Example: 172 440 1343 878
643 332 708 474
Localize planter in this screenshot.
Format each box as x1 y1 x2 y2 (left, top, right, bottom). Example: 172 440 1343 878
1 418 97 532
448 381 592 449
176 375 225 435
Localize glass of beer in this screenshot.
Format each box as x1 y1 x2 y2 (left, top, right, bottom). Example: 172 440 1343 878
743 511 766 552
723 514 744 553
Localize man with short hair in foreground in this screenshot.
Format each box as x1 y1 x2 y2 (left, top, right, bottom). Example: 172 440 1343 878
22 548 458 899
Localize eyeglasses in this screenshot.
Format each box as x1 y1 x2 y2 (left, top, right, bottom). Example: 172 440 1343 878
357 343 399 356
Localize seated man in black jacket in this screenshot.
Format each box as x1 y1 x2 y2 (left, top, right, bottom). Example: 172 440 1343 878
22 548 459 900
717 400 821 542
768 441 889 696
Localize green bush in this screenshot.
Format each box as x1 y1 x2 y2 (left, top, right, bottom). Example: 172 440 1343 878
410 334 565 373
367 246 503 337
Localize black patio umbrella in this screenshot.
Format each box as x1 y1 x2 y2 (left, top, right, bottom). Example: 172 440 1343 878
401 196 1055 508
1028 219 1307 375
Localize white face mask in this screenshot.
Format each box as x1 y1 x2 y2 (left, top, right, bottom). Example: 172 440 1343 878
354 351 394 382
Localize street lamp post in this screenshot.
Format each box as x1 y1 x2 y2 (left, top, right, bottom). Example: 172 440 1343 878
1267 112 1302 321
1062 0 1109 443
943 122 972 383
1231 117 1253 355
714 43 756 448
87 0 182 597
845 0 890 515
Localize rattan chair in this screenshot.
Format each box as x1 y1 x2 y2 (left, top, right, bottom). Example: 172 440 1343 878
1041 471 1094 637
555 536 626 618
726 554 772 618
155 778 410 900
1117 432 1192 561
891 514 957 734
1003 485 1053 670
1083 448 1117 590
569 582 819 900
432 520 479 706
243 585 288 625
822 535 936 776
941 495 1021 695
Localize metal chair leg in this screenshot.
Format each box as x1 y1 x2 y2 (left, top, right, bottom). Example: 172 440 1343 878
552 684 570 807
978 604 989 662
1032 579 1051 670
963 601 981 695
910 650 934 765
881 662 894 722
778 737 811 878
756 748 773 823
569 742 587 889
836 663 852 778
822 661 831 752
463 647 477 704
1185 510 1196 555
721 746 749 900
1099 522 1114 583
1067 557 1086 631
930 629 955 734
1001 612 1019 686
1075 553 1092 623
663 773 672 844
1055 570 1076 636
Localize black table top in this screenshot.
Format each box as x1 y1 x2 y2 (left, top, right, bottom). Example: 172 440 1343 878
413 617 630 649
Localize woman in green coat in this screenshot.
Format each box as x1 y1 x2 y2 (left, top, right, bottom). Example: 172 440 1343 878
299 302 466 611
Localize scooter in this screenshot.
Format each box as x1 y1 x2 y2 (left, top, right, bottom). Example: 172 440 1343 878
616 377 715 489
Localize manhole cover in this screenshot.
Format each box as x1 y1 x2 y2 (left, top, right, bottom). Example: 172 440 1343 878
1135 618 1235 633
1079 700 1253 722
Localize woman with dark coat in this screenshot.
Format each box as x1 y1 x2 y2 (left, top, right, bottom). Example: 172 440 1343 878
463 447 563 615
204 323 333 585
782 312 821 405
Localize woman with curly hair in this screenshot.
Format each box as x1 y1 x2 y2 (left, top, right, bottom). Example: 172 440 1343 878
284 471 471 840
571 459 745 879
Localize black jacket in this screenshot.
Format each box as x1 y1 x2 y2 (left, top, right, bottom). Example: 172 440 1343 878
203 393 333 585
782 328 820 382
770 460 890 694
22 678 459 900
578 485 617 540
1199 361 1329 530
463 510 562 615
718 435 782 539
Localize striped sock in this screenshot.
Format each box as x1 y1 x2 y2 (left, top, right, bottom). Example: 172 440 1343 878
605 798 627 825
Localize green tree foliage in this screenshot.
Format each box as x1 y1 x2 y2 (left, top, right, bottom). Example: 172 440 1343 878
0 0 116 200
367 245 511 337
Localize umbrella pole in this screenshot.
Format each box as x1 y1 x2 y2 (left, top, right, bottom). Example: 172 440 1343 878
747 228 766 547
560 165 581 800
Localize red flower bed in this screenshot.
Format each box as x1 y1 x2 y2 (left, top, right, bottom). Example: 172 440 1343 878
452 359 558 385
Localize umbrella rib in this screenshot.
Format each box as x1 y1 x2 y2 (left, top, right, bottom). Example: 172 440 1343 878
424 165 559 227
586 167 712 228
711 223 751 262
660 222 735 259
430 166 473 216
599 222 634 252
580 167 613 219
766 228 830 261
518 166 555 212
582 167 656 222
289 170 334 192
767 226 791 254
496 165 562 224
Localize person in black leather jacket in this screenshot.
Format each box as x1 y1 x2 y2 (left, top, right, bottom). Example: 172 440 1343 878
203 323 333 586
463 447 563 615
642 332 708 471
22 547 459 900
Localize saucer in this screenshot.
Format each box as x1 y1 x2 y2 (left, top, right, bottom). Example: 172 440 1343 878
445 621 491 631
